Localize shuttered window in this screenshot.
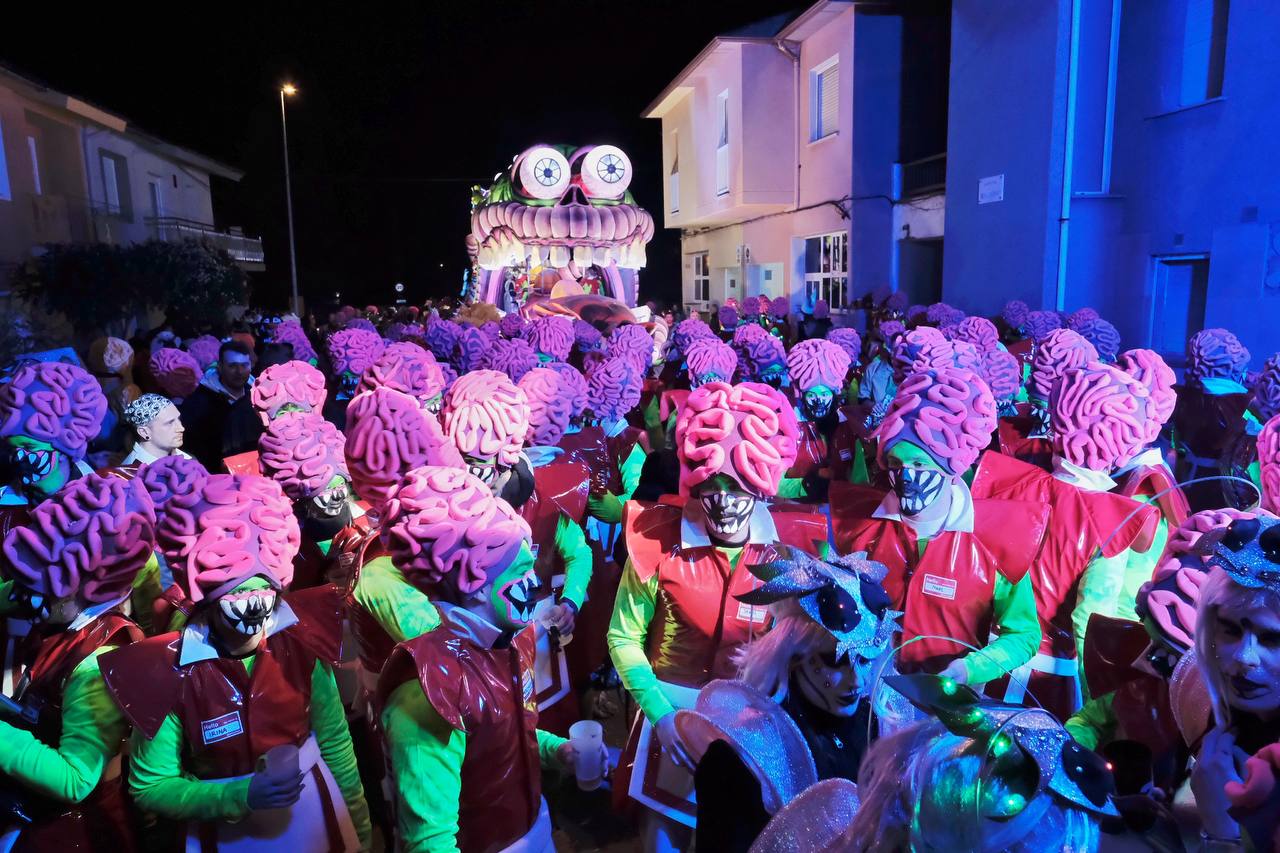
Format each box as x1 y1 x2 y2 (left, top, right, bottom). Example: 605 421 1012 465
810 57 839 141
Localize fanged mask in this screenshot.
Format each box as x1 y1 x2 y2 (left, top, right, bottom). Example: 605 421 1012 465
496 568 542 628
700 490 757 541
466 458 499 487
7 440 69 499
216 588 278 637
888 467 946 516
310 482 349 518
802 386 835 420
7 585 50 624
337 370 360 399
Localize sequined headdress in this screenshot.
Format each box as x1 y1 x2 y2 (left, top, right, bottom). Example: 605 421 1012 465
1205 515 1280 592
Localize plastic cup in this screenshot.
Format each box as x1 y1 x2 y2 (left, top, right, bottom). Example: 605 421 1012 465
568 720 603 791
262 743 300 784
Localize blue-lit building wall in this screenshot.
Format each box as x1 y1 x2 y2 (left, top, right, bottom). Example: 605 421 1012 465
942 0 1279 365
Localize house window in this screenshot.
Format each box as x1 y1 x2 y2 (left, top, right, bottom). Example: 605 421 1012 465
26 136 41 196
715 90 729 196
810 56 839 141
669 132 680 214
0 118 10 201
804 232 848 309
100 151 132 219
692 252 710 302
1181 0 1229 104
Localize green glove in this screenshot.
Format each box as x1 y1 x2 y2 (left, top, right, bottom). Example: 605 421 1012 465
587 492 624 525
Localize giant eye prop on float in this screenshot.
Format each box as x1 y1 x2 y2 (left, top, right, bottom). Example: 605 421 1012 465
517 146 572 200
572 145 633 199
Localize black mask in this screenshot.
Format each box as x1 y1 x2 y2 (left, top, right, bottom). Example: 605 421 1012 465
888 467 946 516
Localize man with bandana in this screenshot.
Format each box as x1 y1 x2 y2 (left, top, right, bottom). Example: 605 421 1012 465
607 381 826 851
178 340 261 471
680 548 901 852
375 466 604 853
830 368 1046 692
101 473 370 850
120 393 190 466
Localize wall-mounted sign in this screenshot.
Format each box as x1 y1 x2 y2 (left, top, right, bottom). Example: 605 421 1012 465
978 174 1005 205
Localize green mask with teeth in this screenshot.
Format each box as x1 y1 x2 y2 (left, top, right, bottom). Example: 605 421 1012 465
5 436 71 501
489 542 540 631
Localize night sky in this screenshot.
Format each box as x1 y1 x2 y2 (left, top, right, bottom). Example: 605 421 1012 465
1 0 802 311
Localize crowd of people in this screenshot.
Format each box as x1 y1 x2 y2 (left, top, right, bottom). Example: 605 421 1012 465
0 289 1277 852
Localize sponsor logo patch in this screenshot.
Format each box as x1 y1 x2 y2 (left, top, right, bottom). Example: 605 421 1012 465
921 574 957 601
201 711 244 745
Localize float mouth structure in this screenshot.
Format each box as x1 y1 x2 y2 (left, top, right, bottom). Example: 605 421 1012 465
469 199 655 270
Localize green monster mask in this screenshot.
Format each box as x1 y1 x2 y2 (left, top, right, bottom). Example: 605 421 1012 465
5 436 71 501
489 542 541 631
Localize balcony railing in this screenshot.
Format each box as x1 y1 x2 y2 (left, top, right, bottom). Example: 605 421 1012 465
894 153 947 200
144 216 266 266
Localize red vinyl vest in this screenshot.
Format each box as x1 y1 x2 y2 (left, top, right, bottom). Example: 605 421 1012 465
1114 463 1190 530
828 403 874 483
101 585 343 780
623 498 828 689
829 480 1047 673
559 424 641 496
520 457 590 591
377 607 541 853
786 418 829 481
996 402 1053 472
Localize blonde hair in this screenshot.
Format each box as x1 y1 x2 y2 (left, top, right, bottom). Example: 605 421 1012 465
733 611 834 701
1194 565 1280 726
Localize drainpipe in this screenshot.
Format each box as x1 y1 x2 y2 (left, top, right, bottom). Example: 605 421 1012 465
775 38 801 302
1055 0 1082 311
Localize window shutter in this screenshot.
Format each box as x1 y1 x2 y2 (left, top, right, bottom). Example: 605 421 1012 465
820 63 839 137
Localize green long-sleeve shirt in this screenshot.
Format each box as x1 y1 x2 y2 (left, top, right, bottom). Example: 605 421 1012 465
586 443 646 525
554 514 592 609
128 657 372 848
960 573 1041 685
0 646 124 804
1065 692 1117 750
608 560 674 725
350 555 441 644
381 671 567 853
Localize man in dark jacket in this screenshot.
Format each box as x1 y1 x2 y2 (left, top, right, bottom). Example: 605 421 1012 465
178 340 261 470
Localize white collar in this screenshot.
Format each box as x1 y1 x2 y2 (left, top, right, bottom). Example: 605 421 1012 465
178 598 298 666
1051 455 1117 492
524 445 564 467
67 593 130 632
873 480 975 536
600 418 628 438
0 487 26 506
123 445 191 465
436 601 504 649
1112 447 1167 479
680 498 779 549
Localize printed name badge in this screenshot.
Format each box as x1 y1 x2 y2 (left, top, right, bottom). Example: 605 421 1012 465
736 602 769 624
530 543 540 562
921 574 957 601
201 711 244 745
839 449 852 461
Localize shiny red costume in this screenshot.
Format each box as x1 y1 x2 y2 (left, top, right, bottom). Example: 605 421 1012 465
996 402 1054 471
1113 461 1190 530
558 423 644 498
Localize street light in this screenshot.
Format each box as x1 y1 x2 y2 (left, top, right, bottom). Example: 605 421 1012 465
279 83 300 315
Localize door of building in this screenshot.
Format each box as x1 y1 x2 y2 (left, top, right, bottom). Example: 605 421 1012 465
898 238 944 308
1152 255 1209 366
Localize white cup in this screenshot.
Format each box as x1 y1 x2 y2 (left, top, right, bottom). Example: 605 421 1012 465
568 719 604 791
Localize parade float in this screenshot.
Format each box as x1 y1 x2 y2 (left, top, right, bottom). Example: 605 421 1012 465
466 144 655 319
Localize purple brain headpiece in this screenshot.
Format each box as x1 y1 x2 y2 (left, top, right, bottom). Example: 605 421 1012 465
0 362 107 460
1002 300 1030 331
878 368 997 476
251 360 328 425
925 303 957 326
2 473 156 603
677 382 798 498
271 322 318 363
1066 307 1101 332
1075 317 1121 362
1252 354 1280 422
608 323 655 370
358 342 446 407
718 305 739 329
258 412 349 502
671 318 716 357
480 338 539 384
585 356 643 423
1024 310 1063 344
1258 415 1280 515
545 362 589 420
382 466 531 596
826 328 862 367
444 370 531 466
138 454 210 511
148 348 201 399
519 368 575 447
890 326 947 381
788 339 851 393
186 335 222 371
950 317 1000 354
769 297 790 320
1030 328 1099 402
685 338 738 384
425 318 462 363
327 328 386 377
813 300 830 320
1050 363 1151 471
499 313 528 340
1117 349 1176 440
741 296 762 318
451 325 489 373
980 349 1023 403
345 388 464 513
1187 328 1250 383
737 328 786 379
346 317 377 334
573 319 604 353
526 316 574 362
878 320 906 342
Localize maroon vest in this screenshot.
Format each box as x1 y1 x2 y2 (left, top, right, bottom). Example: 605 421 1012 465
559 425 642 496
378 608 541 853
101 585 344 779
520 458 590 591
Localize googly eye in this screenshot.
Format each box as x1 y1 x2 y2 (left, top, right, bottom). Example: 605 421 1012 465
517 146 571 200
578 145 632 199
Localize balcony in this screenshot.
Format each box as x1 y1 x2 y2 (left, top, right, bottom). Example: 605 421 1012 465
145 216 266 271
894 153 947 200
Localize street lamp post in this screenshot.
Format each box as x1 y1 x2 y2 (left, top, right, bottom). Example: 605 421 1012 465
279 84 300 315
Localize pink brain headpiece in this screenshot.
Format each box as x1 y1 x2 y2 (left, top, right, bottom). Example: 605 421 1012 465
156 473 299 604
910 339 982 378
148 348 201 398
686 338 738 384
1024 310 1063 344
451 325 489 373
1136 554 1210 651
0 362 107 460
826 328 862 366
345 388 464 513
585 357 643 423
1188 328 1250 382
526 316 574 362
950 316 1000 354
1075 317 1121 361
518 368 575 447
608 323 654 369
788 339 851 392
382 466 531 596
327 328 385 377
358 341 446 407
1002 300 1030 330
1030 328 1099 402
2 473 156 603
186 335 221 371
138 454 210 511
1050 363 1151 472
480 338 539 383
1117 348 1176 440
1259 415 1280 515
545 362 589 420
676 382 799 498
251 360 328 425
1253 354 1280 422
890 326 947 381
980 349 1023 403
499 313 528 340
1167 507 1256 557
877 368 997 476
444 370 530 465
258 412 349 501
271 322 318 363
